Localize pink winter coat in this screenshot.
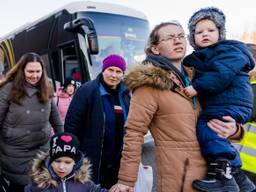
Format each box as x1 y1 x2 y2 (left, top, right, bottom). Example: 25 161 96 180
54 88 73 122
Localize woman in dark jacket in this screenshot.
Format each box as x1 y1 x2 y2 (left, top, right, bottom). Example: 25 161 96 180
0 52 63 192
65 54 130 189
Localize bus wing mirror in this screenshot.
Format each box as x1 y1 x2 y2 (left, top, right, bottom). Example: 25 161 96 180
87 30 99 54
64 18 99 54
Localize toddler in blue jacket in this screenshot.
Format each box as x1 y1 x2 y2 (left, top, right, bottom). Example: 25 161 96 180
25 132 107 192
183 7 256 192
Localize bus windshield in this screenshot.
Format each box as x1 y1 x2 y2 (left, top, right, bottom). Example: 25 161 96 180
79 12 149 78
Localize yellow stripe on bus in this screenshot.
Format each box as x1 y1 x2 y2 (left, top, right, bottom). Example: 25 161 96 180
240 152 256 173
6 40 15 67
8 39 15 67
3 40 15 67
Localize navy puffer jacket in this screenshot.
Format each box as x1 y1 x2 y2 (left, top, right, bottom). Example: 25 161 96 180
183 40 255 109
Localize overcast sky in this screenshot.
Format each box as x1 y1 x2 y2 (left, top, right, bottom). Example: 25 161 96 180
1 0 256 40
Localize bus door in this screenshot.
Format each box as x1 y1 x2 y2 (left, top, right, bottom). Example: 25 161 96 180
60 43 81 88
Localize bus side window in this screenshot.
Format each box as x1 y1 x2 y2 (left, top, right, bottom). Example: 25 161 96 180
0 61 5 79
61 44 81 85
0 48 9 78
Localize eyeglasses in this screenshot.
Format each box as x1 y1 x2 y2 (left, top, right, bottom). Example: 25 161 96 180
158 34 186 44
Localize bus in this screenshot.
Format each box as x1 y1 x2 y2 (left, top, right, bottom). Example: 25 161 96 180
0 1 150 89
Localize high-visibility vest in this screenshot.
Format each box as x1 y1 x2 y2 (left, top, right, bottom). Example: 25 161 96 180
234 80 256 173
235 122 256 173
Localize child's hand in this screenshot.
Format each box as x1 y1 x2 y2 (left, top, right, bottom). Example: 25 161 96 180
184 85 198 97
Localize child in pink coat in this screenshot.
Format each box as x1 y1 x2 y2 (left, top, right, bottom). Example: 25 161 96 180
55 77 76 122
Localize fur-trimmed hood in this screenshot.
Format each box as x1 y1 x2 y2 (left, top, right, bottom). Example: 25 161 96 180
124 63 174 92
30 152 91 189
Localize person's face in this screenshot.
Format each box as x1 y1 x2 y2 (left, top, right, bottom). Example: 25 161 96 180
24 61 43 86
151 24 187 61
102 66 124 89
51 157 75 179
194 19 219 48
66 84 75 96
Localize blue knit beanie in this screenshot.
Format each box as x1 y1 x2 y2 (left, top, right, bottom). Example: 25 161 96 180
102 54 126 72
188 7 226 49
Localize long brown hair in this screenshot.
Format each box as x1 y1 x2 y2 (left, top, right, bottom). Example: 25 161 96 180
145 21 183 55
0 52 54 104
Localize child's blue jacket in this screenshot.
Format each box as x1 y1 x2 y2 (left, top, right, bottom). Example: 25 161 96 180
183 40 255 110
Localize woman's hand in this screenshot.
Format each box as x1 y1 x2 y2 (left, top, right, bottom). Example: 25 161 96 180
109 183 134 192
207 116 237 138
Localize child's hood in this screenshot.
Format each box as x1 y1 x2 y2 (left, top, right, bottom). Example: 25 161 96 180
30 152 91 189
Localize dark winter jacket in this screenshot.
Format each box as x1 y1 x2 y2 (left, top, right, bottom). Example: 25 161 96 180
0 82 63 185
64 73 130 183
183 40 255 109
24 152 107 192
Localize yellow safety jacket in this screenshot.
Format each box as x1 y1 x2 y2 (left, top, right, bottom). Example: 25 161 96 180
238 122 256 173
235 80 256 173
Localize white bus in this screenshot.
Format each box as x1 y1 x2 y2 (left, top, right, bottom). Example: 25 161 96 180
0 1 150 89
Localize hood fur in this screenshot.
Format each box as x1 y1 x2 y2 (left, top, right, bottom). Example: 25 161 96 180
30 152 91 189
124 63 174 91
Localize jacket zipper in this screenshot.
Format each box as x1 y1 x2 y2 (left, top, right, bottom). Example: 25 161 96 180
62 179 66 192
98 111 106 182
61 174 75 192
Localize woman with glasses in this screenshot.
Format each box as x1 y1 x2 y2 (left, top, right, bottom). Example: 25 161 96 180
110 21 245 192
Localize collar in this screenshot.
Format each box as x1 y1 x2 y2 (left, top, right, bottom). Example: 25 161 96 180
25 84 38 97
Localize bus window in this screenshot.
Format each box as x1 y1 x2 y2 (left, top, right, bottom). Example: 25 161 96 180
0 48 9 78
61 44 81 87
83 12 149 79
